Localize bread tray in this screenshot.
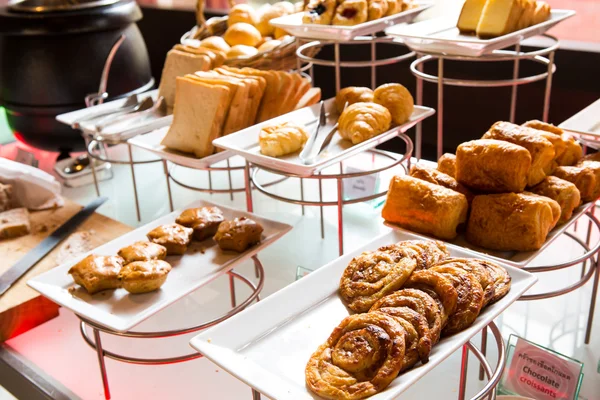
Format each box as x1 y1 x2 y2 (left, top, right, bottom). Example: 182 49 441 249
385 9 575 57
189 229 537 400
269 1 434 41
212 97 434 177
28 199 292 333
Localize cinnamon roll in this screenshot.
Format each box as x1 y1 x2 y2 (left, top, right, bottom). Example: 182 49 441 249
404 270 458 328
474 259 511 305
433 258 495 307
378 240 449 270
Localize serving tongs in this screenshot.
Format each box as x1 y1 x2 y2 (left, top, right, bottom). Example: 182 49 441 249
94 96 156 132
71 94 140 129
299 101 347 165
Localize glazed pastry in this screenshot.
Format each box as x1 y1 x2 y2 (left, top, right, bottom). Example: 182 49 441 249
474 258 511 305
214 217 264 252
378 239 449 271
553 166 596 202
381 176 468 240
383 0 402 16
339 250 417 312
68 255 124 294
228 4 256 26
117 241 167 264
429 265 484 335
483 121 555 186
176 207 224 241
258 122 309 157
118 260 172 294
199 36 231 53
367 0 388 20
303 0 337 24
456 139 531 193
332 0 368 26
437 153 457 178
522 119 563 136
576 160 600 200
410 164 474 204
335 87 374 114
305 312 405 400
466 193 561 252
147 223 194 255
404 270 459 328
433 258 495 308
373 83 414 125
529 176 581 223
338 102 392 145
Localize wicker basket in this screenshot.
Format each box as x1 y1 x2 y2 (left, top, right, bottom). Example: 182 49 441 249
180 0 318 71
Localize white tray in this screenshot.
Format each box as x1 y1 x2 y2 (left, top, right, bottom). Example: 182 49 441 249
56 89 173 144
190 230 537 400
385 9 575 57
28 199 291 333
212 98 434 177
269 1 433 41
128 127 233 169
559 98 600 138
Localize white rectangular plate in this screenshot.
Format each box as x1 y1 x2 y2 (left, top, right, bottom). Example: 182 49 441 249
386 9 575 57
190 230 537 400
270 1 433 41
28 199 291 333
128 127 233 169
213 98 434 177
559 98 600 138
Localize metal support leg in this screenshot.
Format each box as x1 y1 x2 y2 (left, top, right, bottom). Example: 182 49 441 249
127 143 141 222
208 170 213 193
229 272 237 308
300 178 305 216
163 160 174 212
509 43 521 123
585 255 599 344
93 328 111 400
371 34 377 89
458 344 469 400
542 51 555 123
334 42 341 93
227 159 234 201
252 389 261 400
415 53 423 161
437 57 444 160
244 161 253 213
479 327 488 381
319 172 325 239
337 176 344 256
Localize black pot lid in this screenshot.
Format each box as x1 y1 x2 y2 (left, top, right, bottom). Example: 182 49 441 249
8 0 120 13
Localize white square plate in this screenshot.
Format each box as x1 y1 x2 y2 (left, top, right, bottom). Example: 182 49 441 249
559 98 600 142
28 199 292 333
386 10 575 57
190 230 537 400
213 98 434 177
269 1 433 41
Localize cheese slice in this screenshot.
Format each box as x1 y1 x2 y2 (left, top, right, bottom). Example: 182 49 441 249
476 0 523 38
457 0 487 34
158 49 211 109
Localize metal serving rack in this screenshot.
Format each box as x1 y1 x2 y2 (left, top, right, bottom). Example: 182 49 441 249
410 34 559 160
78 256 265 400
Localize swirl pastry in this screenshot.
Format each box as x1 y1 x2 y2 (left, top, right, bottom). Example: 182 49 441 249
367 0 388 20
433 258 495 307
405 270 458 328
429 265 484 335
258 122 309 157
339 250 417 313
475 259 511 305
383 0 402 16
306 312 405 400
373 83 414 125
335 87 374 114
303 0 337 24
379 240 448 271
332 0 368 26
338 102 392 145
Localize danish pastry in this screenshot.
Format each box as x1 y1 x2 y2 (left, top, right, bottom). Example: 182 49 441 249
117 241 167 264
383 0 402 16
338 102 392 145
214 217 264 252
118 260 172 294
335 87 374 114
176 207 225 241
68 255 124 294
475 259 511 305
433 258 495 307
147 223 194 255
305 312 405 400
437 153 457 178
303 0 337 24
339 250 417 313
258 122 309 157
332 0 368 26
367 0 388 20
378 240 448 271
373 83 414 125
405 270 458 328
410 164 474 204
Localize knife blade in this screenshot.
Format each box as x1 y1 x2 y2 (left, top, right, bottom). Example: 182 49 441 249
0 196 108 296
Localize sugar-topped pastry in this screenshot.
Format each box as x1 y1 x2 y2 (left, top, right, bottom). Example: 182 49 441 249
147 223 193 255
118 260 172 294
259 122 309 157
176 207 225 241
68 255 124 294
118 241 167 264
214 217 264 252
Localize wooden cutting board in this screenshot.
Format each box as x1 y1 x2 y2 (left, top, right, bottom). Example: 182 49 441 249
0 197 131 341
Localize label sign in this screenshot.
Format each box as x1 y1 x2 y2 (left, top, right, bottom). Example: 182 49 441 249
500 336 583 400
343 165 379 202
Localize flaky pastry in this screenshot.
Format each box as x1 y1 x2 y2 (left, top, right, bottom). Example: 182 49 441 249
338 102 391 145
335 87 374 113
258 122 309 157
373 83 414 125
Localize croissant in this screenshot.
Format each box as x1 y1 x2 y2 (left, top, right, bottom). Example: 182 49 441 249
338 102 392 145
258 122 309 157
332 0 368 26
305 312 405 400
529 176 581 223
373 83 414 125
335 87 374 113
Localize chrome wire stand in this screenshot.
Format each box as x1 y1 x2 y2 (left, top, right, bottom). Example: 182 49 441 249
78 256 265 400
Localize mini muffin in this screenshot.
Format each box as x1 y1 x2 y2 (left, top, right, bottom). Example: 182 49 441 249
118 241 167 264
227 44 259 59
373 83 414 125
224 23 262 47
118 260 172 294
199 36 231 53
68 255 124 294
176 207 225 241
147 223 193 255
214 217 264 252
228 4 257 27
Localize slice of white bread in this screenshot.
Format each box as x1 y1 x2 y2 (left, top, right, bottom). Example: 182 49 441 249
271 71 294 120
0 207 30 240
285 74 311 114
173 44 226 68
215 67 266 127
294 87 321 110
158 49 211 109
161 77 231 158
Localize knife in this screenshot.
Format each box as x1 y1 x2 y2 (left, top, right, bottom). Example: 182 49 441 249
0 196 108 296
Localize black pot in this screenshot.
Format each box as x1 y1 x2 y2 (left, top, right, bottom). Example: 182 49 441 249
0 0 153 152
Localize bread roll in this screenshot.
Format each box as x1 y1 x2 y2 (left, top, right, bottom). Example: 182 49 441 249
228 4 257 26
226 44 259 59
257 39 282 52
529 176 581 223
224 23 262 47
256 5 288 36
199 36 231 53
